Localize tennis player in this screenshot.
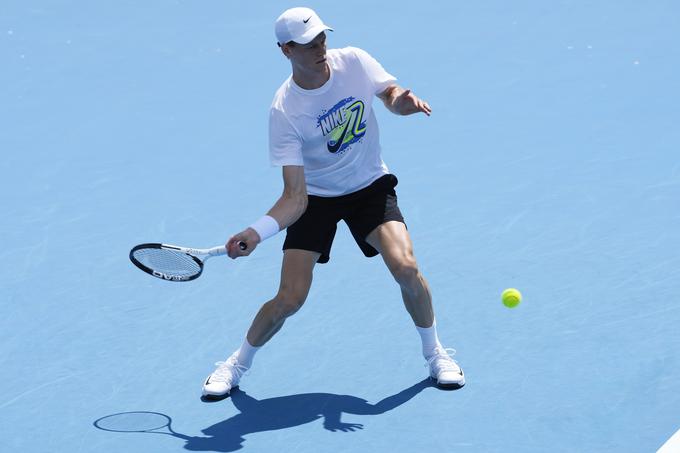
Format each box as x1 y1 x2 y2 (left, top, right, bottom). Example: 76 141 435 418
203 7 464 399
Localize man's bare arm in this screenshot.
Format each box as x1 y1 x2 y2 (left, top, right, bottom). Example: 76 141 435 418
377 84 432 116
226 165 307 258
266 165 308 229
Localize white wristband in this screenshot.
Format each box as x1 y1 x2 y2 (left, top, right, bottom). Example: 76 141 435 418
249 215 280 242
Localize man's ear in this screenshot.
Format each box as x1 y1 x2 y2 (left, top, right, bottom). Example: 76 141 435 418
279 42 293 59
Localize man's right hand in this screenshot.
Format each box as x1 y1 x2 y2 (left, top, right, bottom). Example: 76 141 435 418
226 228 261 259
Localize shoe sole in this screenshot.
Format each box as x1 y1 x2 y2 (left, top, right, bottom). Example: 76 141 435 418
201 385 239 402
431 376 465 390
201 394 230 402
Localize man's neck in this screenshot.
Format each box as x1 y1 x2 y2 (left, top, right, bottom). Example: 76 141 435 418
292 63 330 90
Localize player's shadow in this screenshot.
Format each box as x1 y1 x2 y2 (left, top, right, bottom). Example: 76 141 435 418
184 378 436 452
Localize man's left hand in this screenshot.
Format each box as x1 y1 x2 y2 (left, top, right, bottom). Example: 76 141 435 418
392 89 431 116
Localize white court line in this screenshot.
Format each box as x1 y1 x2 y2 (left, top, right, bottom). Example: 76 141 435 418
0 373 82 410
658 428 680 453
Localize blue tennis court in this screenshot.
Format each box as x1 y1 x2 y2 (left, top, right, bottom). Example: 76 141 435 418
2 1 679 452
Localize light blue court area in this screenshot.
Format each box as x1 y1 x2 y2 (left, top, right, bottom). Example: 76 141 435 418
2 1 680 452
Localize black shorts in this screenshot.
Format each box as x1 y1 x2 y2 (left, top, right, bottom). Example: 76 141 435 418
283 174 405 264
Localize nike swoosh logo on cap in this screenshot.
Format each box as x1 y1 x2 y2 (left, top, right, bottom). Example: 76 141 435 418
303 16 312 23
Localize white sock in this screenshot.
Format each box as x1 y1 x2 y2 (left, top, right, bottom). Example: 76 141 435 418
416 321 443 359
234 338 260 369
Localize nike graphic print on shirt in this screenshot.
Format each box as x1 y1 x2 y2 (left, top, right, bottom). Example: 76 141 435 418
269 47 397 197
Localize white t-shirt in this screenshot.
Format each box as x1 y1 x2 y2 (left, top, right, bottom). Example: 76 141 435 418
269 47 397 197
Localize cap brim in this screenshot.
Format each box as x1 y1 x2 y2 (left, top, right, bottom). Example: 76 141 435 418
294 25 333 45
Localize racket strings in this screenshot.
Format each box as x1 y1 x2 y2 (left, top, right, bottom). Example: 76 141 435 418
132 248 201 278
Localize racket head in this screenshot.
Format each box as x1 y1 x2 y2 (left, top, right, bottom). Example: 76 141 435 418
94 411 172 433
129 243 204 282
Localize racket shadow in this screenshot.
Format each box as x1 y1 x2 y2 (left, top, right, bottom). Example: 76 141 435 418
186 378 436 451
93 378 437 452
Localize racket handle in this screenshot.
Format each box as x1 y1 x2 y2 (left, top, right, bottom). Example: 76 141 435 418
208 242 247 256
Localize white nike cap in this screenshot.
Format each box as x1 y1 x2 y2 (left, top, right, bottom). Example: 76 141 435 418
275 7 333 45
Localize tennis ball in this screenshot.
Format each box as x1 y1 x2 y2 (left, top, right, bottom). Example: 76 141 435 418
502 288 522 308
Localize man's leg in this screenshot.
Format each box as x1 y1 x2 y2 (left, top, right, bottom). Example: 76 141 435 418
365 221 465 388
365 221 433 328
203 249 320 398
247 248 321 346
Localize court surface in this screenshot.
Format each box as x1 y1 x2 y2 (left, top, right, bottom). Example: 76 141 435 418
2 1 679 452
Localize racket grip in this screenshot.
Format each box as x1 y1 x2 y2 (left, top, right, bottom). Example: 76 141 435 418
238 241 247 251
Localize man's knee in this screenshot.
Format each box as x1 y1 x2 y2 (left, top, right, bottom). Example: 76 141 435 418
273 284 309 318
390 257 420 287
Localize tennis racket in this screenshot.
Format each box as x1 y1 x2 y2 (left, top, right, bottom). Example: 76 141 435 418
129 241 246 282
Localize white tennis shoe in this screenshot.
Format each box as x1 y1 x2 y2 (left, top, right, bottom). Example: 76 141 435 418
202 354 249 399
427 347 465 389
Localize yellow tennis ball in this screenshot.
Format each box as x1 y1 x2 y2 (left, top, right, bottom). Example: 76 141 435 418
502 288 522 308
